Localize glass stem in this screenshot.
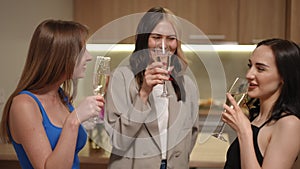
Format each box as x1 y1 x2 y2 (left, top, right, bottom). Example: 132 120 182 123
162 81 167 95
218 122 226 134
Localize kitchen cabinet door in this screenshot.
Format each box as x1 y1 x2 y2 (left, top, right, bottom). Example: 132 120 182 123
74 0 169 43
166 0 239 44
74 0 238 44
238 0 286 44
286 0 300 44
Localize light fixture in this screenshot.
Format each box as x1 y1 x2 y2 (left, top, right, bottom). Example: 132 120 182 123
86 44 256 52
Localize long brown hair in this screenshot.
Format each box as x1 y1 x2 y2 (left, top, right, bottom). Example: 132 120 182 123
0 19 88 143
130 6 187 101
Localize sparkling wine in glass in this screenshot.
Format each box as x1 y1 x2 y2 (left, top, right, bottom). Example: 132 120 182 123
212 77 248 142
92 56 110 123
153 39 172 97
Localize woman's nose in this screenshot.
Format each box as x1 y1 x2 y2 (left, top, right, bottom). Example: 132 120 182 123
246 68 254 80
85 50 93 61
156 38 165 46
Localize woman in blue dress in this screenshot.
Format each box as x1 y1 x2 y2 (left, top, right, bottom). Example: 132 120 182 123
0 19 105 169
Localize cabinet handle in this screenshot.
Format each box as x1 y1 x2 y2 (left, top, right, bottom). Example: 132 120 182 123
251 39 264 44
189 34 226 40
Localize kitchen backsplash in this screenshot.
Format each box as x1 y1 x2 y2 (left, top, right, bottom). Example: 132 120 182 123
76 46 253 104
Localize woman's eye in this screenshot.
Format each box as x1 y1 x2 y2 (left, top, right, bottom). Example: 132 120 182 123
257 67 265 71
247 63 252 68
168 36 177 40
150 35 161 39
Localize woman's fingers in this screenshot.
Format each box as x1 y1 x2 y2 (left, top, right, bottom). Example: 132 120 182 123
226 93 238 108
95 95 105 111
144 63 169 86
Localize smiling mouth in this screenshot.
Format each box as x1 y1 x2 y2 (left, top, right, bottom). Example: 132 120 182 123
248 83 258 89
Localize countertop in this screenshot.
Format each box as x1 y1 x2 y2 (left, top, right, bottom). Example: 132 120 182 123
0 133 229 169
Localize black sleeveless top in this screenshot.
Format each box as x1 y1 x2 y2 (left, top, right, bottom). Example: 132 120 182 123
223 121 268 169
223 114 300 169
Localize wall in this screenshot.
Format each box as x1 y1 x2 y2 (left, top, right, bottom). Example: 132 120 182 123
77 47 252 144
0 0 252 124
0 0 73 119
0 1 251 143
79 48 252 102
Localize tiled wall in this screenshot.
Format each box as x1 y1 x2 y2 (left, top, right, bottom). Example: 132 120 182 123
75 49 252 143
77 49 252 104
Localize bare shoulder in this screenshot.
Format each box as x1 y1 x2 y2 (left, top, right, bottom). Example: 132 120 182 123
9 94 43 142
276 115 300 129
273 115 300 139
10 94 40 116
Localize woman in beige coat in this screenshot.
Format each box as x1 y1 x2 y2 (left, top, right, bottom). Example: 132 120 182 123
105 7 200 169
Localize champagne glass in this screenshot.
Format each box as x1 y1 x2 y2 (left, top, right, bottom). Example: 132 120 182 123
212 77 248 142
153 39 172 97
92 56 110 123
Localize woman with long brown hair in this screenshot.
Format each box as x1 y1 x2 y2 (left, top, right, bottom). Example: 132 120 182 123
0 19 105 169
105 7 199 169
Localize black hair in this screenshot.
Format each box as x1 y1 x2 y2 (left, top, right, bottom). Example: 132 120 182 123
248 38 300 122
129 7 186 101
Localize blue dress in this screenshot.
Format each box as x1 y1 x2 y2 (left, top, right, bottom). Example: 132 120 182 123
10 90 87 169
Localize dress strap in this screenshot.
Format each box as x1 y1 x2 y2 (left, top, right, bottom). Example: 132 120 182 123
19 90 51 124
259 113 295 129
258 120 269 129
58 88 74 112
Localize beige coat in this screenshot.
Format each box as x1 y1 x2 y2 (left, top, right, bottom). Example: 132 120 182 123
105 66 199 169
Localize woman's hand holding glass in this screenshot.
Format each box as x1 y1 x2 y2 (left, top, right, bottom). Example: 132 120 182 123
140 61 169 101
222 93 252 135
75 95 105 123
140 39 173 101
91 56 110 124
212 77 248 142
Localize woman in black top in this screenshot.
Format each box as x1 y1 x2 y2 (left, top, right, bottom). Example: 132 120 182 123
223 38 300 169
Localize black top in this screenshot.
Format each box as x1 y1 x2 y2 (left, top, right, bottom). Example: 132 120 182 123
223 121 268 169
223 114 300 169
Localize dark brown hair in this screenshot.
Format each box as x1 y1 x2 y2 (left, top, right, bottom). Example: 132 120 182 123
0 19 89 143
129 6 187 101
248 38 300 122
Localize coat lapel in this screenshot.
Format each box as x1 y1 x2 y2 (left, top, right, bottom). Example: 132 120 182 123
144 81 182 153
144 93 162 151
166 81 184 151
167 81 181 129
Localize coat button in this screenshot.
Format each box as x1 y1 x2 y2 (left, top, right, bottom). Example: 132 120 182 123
174 151 181 158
